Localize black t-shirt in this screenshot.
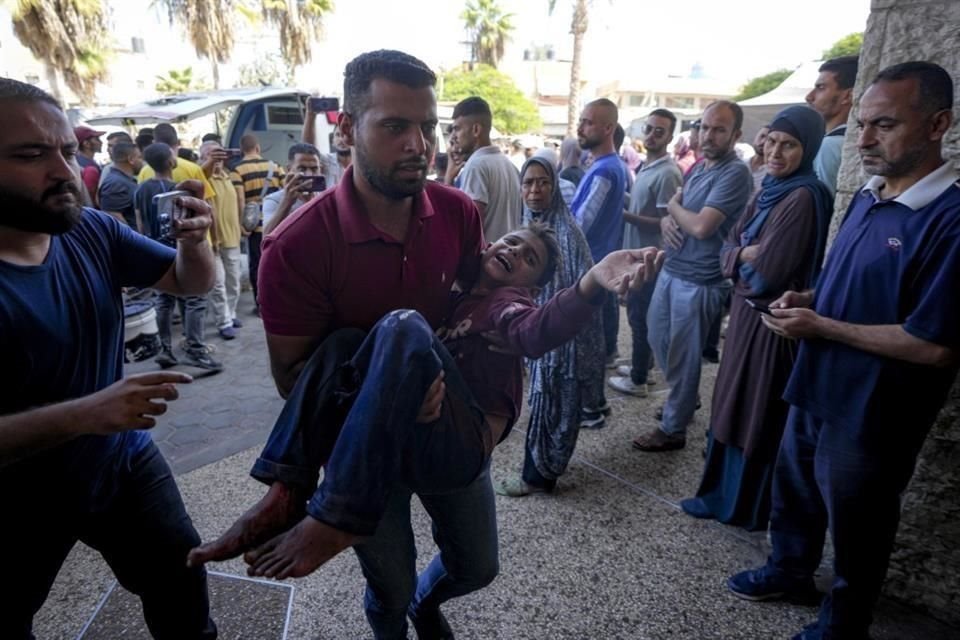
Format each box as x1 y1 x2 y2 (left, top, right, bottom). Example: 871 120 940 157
133 177 178 244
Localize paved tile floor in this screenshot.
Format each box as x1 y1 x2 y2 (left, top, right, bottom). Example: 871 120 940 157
34 294 958 639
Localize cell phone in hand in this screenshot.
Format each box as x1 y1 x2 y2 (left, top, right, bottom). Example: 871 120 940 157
745 299 774 315
304 175 327 192
308 96 339 112
153 190 191 239
224 148 243 158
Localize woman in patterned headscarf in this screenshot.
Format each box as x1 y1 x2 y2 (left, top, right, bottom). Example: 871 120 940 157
494 155 606 497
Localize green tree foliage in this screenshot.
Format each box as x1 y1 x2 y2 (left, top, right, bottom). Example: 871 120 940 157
461 0 514 68
8 0 112 104
733 69 792 102
155 67 205 95
822 32 863 60
441 64 541 134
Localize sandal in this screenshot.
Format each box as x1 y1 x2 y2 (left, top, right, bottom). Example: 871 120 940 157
632 428 686 452
494 477 550 498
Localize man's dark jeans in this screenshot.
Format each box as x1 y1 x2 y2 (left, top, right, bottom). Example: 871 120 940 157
602 291 619 359
156 292 207 354
248 230 262 304
765 407 929 639
2 441 216 640
253 309 497 639
626 276 657 384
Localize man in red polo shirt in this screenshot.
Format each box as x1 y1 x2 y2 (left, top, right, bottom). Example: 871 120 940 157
189 50 489 639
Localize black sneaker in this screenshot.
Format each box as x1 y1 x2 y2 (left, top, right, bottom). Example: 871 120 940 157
183 350 224 372
155 348 179 368
410 606 455 640
727 565 820 604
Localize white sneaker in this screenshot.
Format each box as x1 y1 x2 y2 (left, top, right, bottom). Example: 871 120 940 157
616 365 632 377
607 376 649 398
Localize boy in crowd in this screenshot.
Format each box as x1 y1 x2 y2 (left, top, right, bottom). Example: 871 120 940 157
190 225 660 582
134 143 223 371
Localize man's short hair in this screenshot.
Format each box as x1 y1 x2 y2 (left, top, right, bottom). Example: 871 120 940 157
649 108 677 134
705 100 744 132
586 98 619 123
0 77 60 109
343 50 436 117
201 133 222 143
614 124 625 150
153 123 179 147
110 142 138 164
819 55 859 91
240 134 259 153
873 60 954 113
288 142 321 162
452 96 493 129
522 220 562 287
135 133 154 152
107 131 133 144
143 143 174 173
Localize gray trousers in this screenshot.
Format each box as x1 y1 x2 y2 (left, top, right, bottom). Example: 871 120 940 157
647 270 730 436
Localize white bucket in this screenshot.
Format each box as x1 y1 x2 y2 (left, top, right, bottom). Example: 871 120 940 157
124 303 159 343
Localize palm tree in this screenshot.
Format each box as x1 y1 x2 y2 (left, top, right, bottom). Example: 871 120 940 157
260 0 332 71
154 0 236 89
155 67 199 95
548 0 589 137
461 0 514 69
7 0 111 104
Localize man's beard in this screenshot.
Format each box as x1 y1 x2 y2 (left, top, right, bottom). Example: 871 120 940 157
0 181 84 234
354 141 428 201
861 142 928 178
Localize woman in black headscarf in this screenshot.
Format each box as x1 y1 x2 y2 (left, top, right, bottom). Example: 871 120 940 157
680 105 834 531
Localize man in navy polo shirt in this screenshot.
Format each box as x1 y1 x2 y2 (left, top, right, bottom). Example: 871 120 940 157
728 61 960 640
0 78 217 638
187 50 490 640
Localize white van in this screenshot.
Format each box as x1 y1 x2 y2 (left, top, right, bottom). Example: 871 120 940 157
86 86 338 165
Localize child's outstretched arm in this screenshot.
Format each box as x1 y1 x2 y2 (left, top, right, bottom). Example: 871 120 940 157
491 247 665 359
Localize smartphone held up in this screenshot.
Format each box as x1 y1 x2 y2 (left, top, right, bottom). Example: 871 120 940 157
154 190 191 239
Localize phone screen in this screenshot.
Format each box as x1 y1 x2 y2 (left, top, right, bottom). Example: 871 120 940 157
745 299 774 315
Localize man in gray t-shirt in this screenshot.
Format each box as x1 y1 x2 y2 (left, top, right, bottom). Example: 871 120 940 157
450 96 521 241
609 109 683 399
633 101 752 452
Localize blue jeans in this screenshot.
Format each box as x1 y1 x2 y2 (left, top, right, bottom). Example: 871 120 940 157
156 292 207 353
1 440 216 639
647 271 730 436
766 407 927 639
253 310 497 638
626 275 657 385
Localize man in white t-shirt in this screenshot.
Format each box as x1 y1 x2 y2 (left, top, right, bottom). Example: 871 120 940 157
449 96 521 240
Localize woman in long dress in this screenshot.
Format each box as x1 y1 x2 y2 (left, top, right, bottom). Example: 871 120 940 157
680 106 834 530
494 156 606 497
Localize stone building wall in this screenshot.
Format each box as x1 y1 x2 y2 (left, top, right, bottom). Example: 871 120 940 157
828 0 960 626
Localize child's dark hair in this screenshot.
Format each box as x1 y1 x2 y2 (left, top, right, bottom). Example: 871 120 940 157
523 220 562 286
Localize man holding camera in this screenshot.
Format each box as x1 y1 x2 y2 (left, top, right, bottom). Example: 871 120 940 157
262 143 326 235
0 78 218 639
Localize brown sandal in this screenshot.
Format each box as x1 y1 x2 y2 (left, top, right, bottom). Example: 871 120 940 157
632 428 686 452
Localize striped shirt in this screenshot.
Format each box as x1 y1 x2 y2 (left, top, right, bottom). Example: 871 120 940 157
233 157 284 203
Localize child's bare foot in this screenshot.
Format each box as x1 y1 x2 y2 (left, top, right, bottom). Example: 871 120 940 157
187 482 305 567
244 516 361 579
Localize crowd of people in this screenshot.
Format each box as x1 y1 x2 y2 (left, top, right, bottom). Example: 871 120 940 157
0 47 958 640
